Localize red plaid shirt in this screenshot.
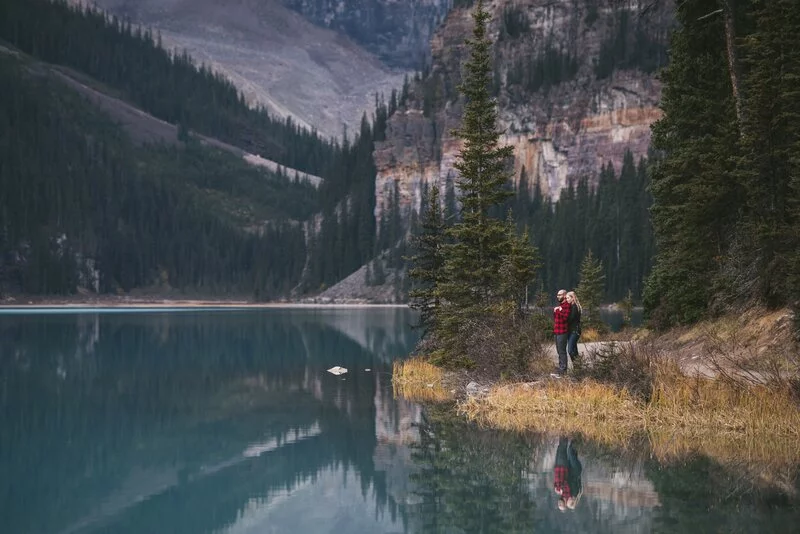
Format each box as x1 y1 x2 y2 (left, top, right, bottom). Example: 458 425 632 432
553 300 571 335
554 465 572 499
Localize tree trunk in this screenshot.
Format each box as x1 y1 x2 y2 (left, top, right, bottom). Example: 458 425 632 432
720 0 745 130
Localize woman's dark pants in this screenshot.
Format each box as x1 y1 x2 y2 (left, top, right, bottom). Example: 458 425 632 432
567 332 580 362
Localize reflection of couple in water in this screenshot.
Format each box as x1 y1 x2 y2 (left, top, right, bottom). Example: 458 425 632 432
553 436 583 511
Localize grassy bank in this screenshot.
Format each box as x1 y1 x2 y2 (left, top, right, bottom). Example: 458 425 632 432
392 359 452 402
394 357 800 438
394 309 800 470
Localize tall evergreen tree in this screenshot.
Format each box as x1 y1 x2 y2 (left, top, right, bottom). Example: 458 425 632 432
437 0 515 312
576 250 605 326
736 0 800 308
408 186 445 336
431 1 538 371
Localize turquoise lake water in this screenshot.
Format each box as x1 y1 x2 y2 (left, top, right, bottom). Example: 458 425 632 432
0 307 797 533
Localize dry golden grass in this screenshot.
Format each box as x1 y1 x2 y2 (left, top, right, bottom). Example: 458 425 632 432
460 378 641 446
667 307 793 357
395 308 800 471
646 361 800 436
392 358 453 402
460 360 800 465
581 327 601 342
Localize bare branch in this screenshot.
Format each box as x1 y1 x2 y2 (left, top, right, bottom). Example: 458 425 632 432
697 8 723 21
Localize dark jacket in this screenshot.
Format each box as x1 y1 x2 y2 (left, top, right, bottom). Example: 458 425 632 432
567 304 582 335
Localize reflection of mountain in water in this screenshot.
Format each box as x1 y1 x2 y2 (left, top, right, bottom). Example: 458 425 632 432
296 307 419 364
0 309 419 534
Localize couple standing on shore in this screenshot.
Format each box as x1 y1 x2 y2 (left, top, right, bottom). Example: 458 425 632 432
552 289 582 377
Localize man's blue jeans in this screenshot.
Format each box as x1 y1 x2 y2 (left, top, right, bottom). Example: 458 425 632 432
555 334 568 373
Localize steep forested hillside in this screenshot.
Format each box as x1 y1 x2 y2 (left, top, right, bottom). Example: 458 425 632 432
0 0 389 300
0 0 335 175
0 52 311 298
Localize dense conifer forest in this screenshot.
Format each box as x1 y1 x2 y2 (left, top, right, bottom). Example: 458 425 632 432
644 0 800 328
514 151 654 304
0 0 382 298
0 54 310 297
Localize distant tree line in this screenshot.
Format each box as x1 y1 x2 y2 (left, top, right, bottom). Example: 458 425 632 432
505 45 579 94
518 151 655 303
403 149 654 306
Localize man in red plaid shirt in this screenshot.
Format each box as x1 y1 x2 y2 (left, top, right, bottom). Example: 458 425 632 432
552 289 571 376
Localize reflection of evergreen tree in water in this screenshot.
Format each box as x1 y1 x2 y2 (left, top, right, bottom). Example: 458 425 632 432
645 455 800 533
406 404 536 533
0 312 409 534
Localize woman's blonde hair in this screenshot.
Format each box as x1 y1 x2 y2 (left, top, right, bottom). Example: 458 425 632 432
566 291 582 312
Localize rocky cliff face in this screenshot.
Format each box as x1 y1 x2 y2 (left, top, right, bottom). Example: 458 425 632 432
283 0 452 68
375 0 672 224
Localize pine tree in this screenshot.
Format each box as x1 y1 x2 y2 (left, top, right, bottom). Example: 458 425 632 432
619 289 634 327
737 0 800 308
408 186 445 336
643 0 742 327
498 213 540 313
430 1 539 372
576 251 604 326
437 0 515 314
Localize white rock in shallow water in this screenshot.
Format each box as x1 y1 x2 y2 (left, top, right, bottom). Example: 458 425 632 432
327 366 348 375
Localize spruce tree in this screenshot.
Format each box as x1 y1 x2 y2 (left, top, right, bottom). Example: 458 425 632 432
437 0 515 314
737 0 800 307
432 0 538 370
408 186 445 336
576 251 605 326
498 214 540 314
643 0 742 327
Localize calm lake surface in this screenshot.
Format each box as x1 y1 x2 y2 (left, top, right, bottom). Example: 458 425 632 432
1 307 797 534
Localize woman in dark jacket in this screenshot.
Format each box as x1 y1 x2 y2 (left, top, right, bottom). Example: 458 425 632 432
566 291 582 365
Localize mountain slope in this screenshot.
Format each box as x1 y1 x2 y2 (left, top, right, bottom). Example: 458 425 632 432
48 62 323 186
2 0 339 176
83 0 409 138
0 48 313 298
283 0 451 69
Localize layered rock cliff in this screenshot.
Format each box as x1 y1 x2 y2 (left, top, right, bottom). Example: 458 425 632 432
375 0 672 224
